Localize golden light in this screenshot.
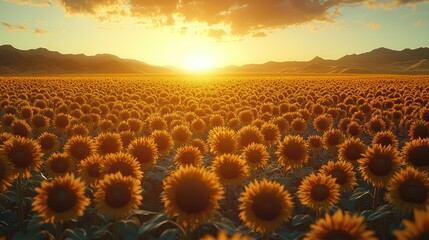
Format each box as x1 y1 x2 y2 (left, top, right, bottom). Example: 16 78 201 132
184 52 214 71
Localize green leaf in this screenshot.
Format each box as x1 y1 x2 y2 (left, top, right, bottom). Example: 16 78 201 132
367 204 393 222
292 214 313 226
119 221 139 240
350 187 371 201
138 213 168 235
64 228 87 240
340 198 356 211
160 229 179 240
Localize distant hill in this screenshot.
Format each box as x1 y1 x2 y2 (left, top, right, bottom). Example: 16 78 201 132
0 45 172 74
1 45 428 74
219 47 429 74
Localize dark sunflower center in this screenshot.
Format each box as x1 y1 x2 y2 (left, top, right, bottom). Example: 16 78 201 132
40 137 55 150
371 122 382 132
33 117 46 128
264 129 276 140
47 186 77 212
368 156 392 176
283 142 305 161
327 135 340 146
0 163 5 179
174 130 188 142
311 184 330 201
155 138 169 152
293 122 305 131
8 145 33 168
108 161 133 177
180 152 196 165
240 132 258 147
345 145 362 161
413 126 429 139
317 120 329 131
398 179 427 204
310 140 322 148
51 158 69 173
100 139 120 154
105 182 131 208
331 169 347 185
133 146 153 163
175 178 210 214
376 136 393 147
247 150 262 163
218 161 239 179
218 138 235 154
88 164 101 178
408 146 429 167
348 126 359 136
322 229 357 240
70 143 91 160
251 191 282 221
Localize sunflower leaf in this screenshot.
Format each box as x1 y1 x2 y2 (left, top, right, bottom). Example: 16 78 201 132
367 204 393 222
350 187 371 201
292 214 313 226
159 229 179 240
138 213 168 235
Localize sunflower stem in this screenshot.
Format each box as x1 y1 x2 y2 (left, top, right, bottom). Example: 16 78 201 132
372 187 378 211
56 220 62 240
113 218 120 240
315 209 320 221
18 177 25 232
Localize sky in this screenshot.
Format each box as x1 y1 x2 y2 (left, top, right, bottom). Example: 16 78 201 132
1 0 429 70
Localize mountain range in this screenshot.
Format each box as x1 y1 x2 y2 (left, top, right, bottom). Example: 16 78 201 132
1 44 429 74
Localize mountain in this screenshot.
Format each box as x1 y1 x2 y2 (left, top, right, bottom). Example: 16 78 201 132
219 47 429 74
1 45 428 74
0 45 172 74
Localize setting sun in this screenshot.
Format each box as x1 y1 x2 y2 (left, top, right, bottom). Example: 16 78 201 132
185 53 214 71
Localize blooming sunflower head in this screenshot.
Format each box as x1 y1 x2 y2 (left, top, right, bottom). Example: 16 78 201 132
394 208 429 240
372 131 399 149
78 155 103 186
0 155 15 192
211 154 249 186
297 173 340 210
338 138 366 163
208 127 238 156
0 136 43 178
45 153 75 178
95 132 123 156
238 179 294 234
127 137 159 170
174 145 203 167
171 124 192 145
260 122 280 147
150 130 174 156
237 125 264 149
319 160 357 192
201 231 254 240
322 129 345 151
408 120 429 140
241 143 270 170
37 132 59 155
402 138 429 171
276 136 308 169
101 153 143 180
64 136 96 162
32 174 90 223
94 172 143 219
162 165 224 229
304 209 377 240
358 144 401 187
386 166 429 214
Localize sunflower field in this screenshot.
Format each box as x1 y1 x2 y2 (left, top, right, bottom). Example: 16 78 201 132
0 74 428 240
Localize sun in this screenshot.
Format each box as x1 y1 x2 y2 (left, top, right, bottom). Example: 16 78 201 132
185 53 214 71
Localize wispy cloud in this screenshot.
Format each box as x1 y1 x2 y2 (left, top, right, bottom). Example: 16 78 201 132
5 0 52 7
1 21 27 32
34 27 48 34
367 22 382 30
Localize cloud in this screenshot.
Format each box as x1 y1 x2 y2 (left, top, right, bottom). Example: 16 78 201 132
1 21 27 31
5 0 52 7
367 22 381 29
34 27 48 34
54 0 428 37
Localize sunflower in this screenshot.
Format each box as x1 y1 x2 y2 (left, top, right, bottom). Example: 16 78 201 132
402 138 429 171
372 131 399 149
239 110 254 125
0 136 43 178
148 115 168 131
358 144 401 187
0 132 13 146
53 113 71 130
0 156 14 192
212 154 249 186
70 124 89 137
347 121 362 137
63 136 96 162
307 135 323 152
45 153 75 178
1 113 17 129
32 174 90 223
241 143 270 170
201 230 254 240
101 153 143 180
338 138 366 163
78 155 103 186
386 166 429 214
127 137 159 170
319 160 357 192
408 120 429 140
313 114 333 133
163 166 224 229
37 132 59 155
95 133 123 156
365 117 386 136
322 129 345 151
191 138 208 155
394 208 429 240
99 119 114 132
276 136 308 169
237 125 264 148
304 209 377 240
238 179 294 234
171 124 192 145
119 131 135 149
150 130 174 156
94 172 142 219
10 119 32 138
297 173 340 210
191 118 206 133
260 122 280 147
291 118 307 134
174 145 203 167
208 127 238 155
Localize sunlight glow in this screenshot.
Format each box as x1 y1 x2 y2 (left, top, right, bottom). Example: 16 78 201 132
185 53 214 71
